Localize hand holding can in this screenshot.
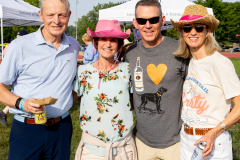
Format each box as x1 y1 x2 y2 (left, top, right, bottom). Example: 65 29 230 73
191 141 207 160
32 97 58 124
34 105 47 124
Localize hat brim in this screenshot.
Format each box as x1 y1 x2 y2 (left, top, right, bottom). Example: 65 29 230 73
87 28 131 39
170 14 219 32
123 42 133 48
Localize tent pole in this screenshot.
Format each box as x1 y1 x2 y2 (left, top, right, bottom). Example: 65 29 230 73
1 17 3 59
124 23 125 32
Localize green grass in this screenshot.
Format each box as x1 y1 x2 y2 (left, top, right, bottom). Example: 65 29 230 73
230 58 240 77
0 58 239 160
228 58 240 160
229 123 240 160
0 102 82 160
0 103 13 160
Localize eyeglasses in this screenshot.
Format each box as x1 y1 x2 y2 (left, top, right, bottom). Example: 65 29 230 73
136 16 161 25
182 25 207 33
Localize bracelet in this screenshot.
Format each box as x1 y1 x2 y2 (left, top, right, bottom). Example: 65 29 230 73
20 99 26 111
15 97 23 109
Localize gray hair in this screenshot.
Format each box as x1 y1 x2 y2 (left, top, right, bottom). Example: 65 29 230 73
39 0 70 13
135 0 162 17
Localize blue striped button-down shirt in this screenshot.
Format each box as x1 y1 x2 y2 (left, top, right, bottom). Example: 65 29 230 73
0 26 80 118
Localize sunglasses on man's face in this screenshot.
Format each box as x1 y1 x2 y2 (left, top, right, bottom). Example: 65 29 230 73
182 25 207 33
136 16 161 25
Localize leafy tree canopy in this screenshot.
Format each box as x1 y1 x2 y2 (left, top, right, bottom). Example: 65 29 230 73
72 1 134 43
194 0 240 41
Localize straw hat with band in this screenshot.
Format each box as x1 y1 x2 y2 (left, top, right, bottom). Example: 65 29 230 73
123 39 133 48
170 5 219 32
87 20 131 89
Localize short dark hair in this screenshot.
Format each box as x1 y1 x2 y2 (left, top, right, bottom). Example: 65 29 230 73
93 38 124 52
17 30 29 36
135 0 162 17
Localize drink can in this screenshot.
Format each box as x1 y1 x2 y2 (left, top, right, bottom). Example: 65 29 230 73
34 105 47 124
191 141 207 160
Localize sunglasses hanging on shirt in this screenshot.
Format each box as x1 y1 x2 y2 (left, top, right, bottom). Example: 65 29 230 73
136 16 161 25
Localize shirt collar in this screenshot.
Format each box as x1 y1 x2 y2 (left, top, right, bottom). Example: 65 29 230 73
35 25 71 47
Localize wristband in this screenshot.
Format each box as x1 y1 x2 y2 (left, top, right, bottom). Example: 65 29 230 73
20 99 26 111
15 97 23 109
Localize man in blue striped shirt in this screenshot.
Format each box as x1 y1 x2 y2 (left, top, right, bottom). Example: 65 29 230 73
0 0 79 159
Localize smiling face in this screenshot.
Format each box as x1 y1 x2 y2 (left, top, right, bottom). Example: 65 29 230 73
182 24 211 52
133 5 165 48
39 0 71 39
98 37 119 60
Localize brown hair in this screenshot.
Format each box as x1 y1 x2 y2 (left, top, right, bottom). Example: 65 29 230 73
93 37 124 52
135 0 162 17
174 32 222 58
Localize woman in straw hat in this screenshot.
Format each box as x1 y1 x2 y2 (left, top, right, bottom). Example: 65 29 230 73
119 39 132 62
73 20 137 160
171 4 240 159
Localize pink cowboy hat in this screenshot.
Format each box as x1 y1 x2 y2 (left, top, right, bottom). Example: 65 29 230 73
87 20 131 39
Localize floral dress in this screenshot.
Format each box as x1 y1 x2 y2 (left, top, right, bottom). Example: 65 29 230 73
73 62 134 156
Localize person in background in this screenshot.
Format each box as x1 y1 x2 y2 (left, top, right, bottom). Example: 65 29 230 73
82 33 99 64
119 39 132 62
74 19 137 160
171 4 240 159
0 30 29 127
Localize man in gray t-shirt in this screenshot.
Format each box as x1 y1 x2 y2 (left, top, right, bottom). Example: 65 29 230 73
125 0 187 159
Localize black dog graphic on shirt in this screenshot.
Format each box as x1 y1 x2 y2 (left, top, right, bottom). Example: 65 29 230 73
136 87 167 114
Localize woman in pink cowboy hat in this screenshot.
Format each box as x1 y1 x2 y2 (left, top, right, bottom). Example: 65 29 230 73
73 20 137 160
171 4 240 160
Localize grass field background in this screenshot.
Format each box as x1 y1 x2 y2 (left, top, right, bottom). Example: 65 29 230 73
0 58 240 160
229 58 240 160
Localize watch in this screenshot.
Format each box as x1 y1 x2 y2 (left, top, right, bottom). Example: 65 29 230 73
220 122 226 131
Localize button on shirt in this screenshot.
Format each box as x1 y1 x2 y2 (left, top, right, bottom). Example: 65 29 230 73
0 26 80 118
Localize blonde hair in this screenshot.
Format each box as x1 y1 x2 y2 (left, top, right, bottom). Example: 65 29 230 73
174 33 222 58
39 0 70 13
82 33 92 42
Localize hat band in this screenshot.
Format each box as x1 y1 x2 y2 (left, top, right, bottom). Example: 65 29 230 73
180 15 203 21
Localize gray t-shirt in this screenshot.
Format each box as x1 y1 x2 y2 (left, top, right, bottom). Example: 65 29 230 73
126 37 187 148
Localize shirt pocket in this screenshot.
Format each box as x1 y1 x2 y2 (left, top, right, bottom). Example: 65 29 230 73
208 131 232 159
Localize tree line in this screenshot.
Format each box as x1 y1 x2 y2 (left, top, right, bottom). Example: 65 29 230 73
0 0 239 45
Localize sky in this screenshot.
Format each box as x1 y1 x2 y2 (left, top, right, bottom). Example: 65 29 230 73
68 0 239 26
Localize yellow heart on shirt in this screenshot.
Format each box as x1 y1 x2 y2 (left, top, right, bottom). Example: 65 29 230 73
147 64 167 85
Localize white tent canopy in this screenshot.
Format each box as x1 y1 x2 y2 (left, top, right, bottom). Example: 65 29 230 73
99 0 214 27
0 0 43 58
